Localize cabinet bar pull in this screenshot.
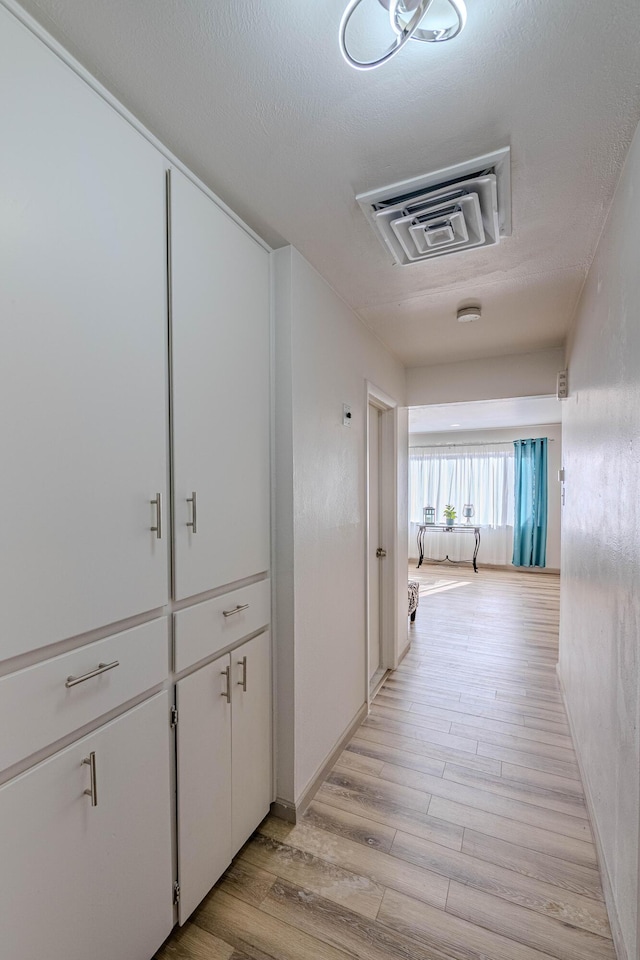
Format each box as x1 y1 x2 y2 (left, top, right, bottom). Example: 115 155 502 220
82 752 98 806
237 655 247 691
186 491 197 533
223 603 249 618
150 493 162 539
221 665 231 703
65 660 120 688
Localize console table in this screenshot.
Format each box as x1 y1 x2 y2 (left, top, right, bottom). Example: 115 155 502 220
417 524 481 573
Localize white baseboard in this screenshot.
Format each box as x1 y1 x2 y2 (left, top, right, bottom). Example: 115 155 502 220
271 702 368 824
556 664 628 960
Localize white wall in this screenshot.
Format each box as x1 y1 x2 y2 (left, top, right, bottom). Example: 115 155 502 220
407 348 564 406
559 122 640 960
409 423 562 569
273 246 407 809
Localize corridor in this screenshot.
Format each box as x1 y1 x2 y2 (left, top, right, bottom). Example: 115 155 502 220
156 567 614 960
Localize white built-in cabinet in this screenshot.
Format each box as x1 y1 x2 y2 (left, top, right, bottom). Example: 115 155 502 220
0 4 273 958
176 631 272 923
170 169 270 601
0 5 169 661
0 693 174 960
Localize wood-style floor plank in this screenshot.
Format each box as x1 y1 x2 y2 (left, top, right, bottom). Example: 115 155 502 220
303 799 398 853
377 887 567 960
154 924 236 960
315 778 465 850
239 834 386 919
389 830 610 936
258 815 450 909
446 881 616 960
461 829 604 900
428 796 599 869
157 566 615 960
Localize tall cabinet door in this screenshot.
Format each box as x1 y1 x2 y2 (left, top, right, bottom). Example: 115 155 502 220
0 7 168 661
170 169 270 601
176 654 233 924
232 631 272 853
0 693 174 960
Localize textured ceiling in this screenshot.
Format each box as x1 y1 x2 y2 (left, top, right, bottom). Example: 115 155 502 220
16 0 640 367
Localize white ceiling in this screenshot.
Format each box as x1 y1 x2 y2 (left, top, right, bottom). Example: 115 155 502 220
408 395 561 434
18 0 640 367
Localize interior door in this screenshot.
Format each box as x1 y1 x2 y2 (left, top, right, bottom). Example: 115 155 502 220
368 404 383 689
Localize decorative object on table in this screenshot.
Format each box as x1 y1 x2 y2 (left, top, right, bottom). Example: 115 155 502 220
408 580 420 622
443 504 457 529
463 503 475 523
423 505 436 525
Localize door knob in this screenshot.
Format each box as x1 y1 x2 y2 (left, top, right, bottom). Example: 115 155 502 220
376 548 387 558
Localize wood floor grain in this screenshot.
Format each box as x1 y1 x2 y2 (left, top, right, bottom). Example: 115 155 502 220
155 566 614 960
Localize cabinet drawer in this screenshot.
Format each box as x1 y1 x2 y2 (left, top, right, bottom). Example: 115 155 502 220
0 618 169 773
174 580 270 674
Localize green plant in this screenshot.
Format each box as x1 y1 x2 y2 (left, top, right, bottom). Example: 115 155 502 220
443 504 457 522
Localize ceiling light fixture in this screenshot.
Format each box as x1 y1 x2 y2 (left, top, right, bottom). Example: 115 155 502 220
457 305 481 323
340 0 467 71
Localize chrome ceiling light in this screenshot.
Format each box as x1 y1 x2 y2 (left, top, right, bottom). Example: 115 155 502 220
340 0 467 71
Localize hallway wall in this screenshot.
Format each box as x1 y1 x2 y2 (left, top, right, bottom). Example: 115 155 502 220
559 123 640 960
407 348 564 406
273 246 407 811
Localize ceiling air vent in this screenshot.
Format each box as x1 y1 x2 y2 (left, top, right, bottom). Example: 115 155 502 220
356 148 511 266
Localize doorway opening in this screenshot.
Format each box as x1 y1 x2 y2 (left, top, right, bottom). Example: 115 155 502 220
366 383 398 700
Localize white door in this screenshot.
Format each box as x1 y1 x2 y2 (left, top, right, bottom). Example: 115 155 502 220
170 169 270 601
0 693 174 960
0 8 169 660
231 631 272 853
368 404 383 688
176 654 233 924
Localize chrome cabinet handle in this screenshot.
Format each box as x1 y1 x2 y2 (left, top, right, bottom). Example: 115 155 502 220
223 603 249 618
65 660 120 688
237 655 247 691
221 665 231 703
186 491 197 533
82 752 98 807
150 493 162 539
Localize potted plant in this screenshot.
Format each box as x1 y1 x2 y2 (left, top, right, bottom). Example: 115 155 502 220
443 504 457 529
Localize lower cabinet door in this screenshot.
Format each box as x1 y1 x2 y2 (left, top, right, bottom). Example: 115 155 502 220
232 631 272 854
0 692 173 960
176 653 232 924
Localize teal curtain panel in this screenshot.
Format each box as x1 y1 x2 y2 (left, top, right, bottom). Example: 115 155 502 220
512 438 548 567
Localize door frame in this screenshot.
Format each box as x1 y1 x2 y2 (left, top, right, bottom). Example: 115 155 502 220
365 382 399 705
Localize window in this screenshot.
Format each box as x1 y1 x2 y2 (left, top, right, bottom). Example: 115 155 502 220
410 444 514 526
409 444 515 565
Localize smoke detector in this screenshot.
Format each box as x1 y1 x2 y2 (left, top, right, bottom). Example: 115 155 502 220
356 148 511 266
457 305 482 323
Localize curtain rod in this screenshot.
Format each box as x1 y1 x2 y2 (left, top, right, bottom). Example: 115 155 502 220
410 439 555 448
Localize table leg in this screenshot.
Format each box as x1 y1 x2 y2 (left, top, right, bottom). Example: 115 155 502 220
417 526 424 568
473 528 480 573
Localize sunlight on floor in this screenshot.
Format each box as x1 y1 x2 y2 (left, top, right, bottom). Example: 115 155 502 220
418 578 472 596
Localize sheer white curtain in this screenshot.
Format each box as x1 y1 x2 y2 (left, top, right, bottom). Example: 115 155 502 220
409 443 515 566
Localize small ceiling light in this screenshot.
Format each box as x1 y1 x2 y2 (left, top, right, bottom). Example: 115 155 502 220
340 0 467 71
456 305 481 323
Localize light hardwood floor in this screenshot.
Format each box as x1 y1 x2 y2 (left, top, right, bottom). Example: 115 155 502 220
156 565 616 960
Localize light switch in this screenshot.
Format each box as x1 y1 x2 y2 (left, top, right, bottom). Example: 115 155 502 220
342 403 352 426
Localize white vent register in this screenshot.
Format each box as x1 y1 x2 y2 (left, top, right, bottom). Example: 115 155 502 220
356 148 511 266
